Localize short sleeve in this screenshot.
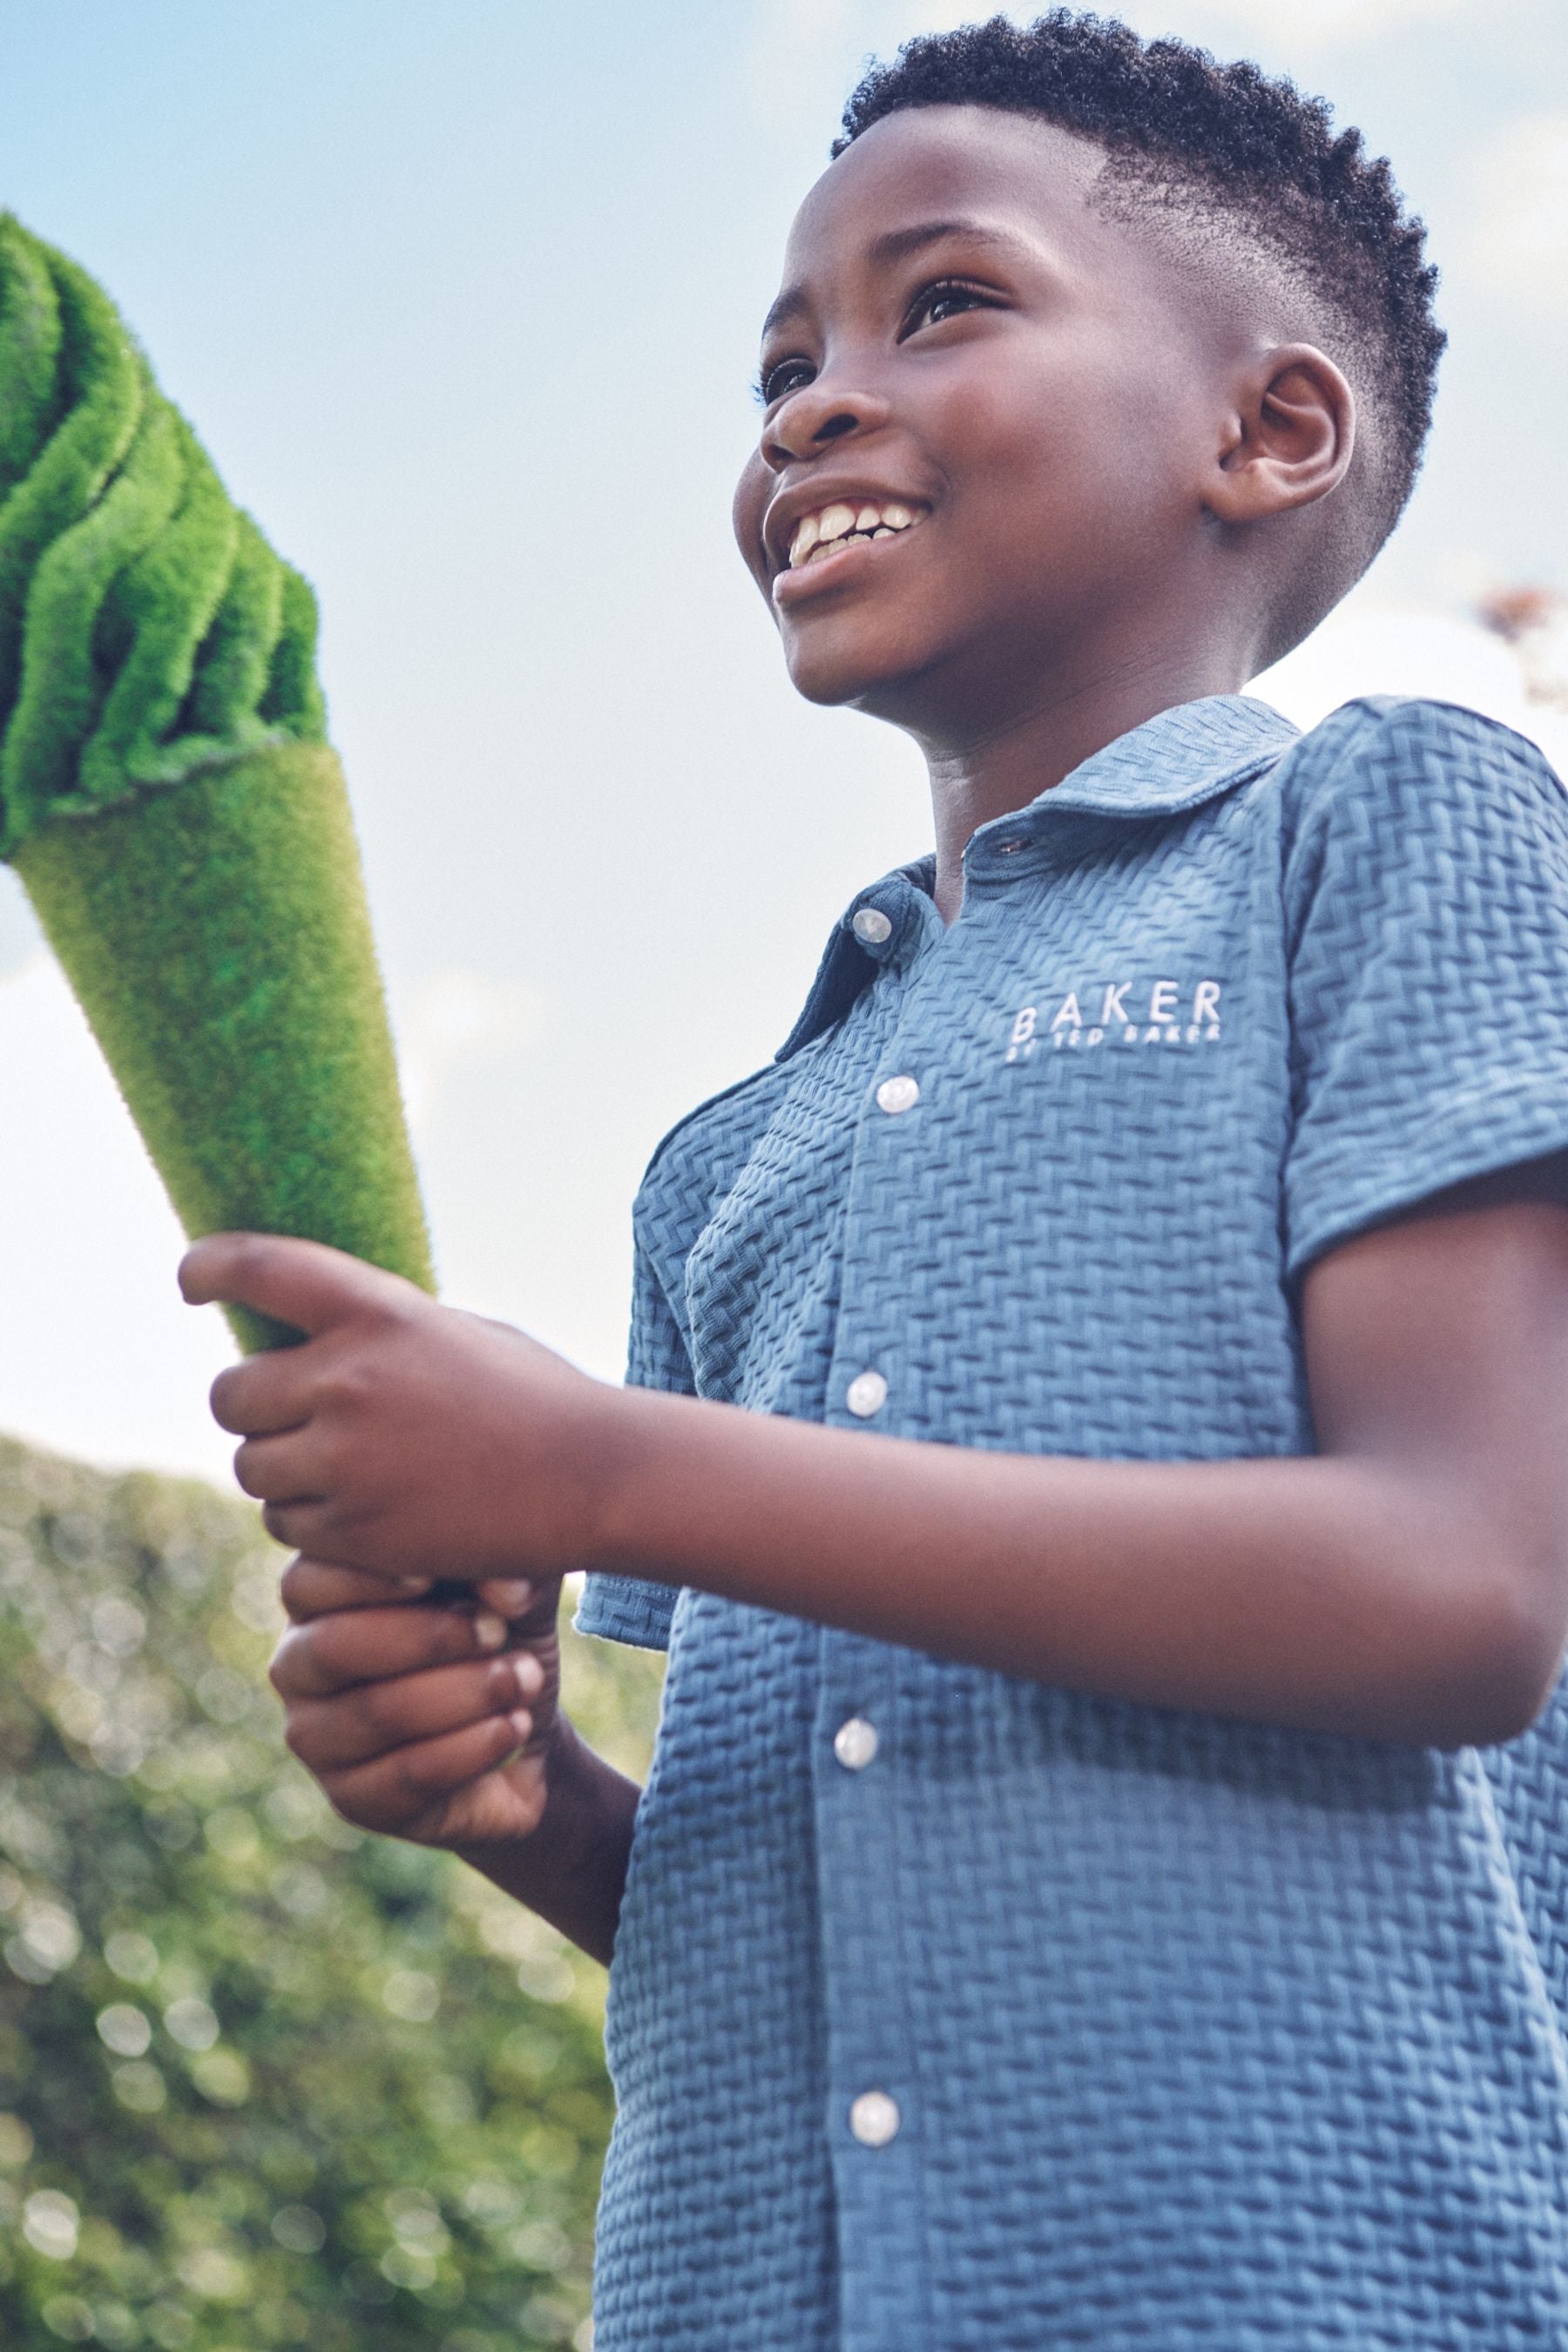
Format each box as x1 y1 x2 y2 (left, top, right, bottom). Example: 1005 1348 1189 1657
571 1232 688 1652
1282 698 1568 1280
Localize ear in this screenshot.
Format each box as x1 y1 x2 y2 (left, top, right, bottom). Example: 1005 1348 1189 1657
1205 343 1355 526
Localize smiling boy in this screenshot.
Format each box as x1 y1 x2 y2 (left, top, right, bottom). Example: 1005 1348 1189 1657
184 16 1568 2349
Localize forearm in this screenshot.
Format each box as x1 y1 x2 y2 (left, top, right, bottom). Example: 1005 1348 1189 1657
592 1391 1544 1747
212 1185 1568 1752
454 1714 641 1967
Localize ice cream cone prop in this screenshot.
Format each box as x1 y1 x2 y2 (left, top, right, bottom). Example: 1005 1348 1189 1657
0 215 433 1352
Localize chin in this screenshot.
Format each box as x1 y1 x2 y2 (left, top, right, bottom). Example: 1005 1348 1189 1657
780 625 937 716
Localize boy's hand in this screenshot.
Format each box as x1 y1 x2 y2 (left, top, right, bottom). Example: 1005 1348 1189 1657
269 1559 563 1847
180 1233 622 1582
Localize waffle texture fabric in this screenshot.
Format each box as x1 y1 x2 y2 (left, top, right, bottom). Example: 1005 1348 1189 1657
578 693 1568 2351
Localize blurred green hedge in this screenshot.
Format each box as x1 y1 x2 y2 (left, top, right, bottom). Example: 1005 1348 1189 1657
0 1434 664 2351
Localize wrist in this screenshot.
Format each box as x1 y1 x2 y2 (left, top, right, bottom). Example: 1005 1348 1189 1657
582 1379 682 1574
453 1711 642 1967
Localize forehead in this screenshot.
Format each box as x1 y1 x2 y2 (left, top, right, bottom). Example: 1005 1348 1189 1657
780 105 1120 287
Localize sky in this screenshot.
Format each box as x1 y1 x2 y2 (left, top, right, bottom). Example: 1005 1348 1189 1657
1 0 1565 1483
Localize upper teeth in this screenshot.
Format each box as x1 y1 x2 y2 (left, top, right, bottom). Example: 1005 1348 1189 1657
788 501 921 567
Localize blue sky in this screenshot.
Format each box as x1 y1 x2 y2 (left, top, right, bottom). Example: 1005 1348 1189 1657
2 0 1565 1478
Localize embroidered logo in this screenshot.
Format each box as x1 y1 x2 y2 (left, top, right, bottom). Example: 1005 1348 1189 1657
1004 979 1222 1060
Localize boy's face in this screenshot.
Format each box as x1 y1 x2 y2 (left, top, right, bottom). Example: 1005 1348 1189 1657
733 105 1233 731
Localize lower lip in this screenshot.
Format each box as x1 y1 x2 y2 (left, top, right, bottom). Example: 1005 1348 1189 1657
772 529 920 609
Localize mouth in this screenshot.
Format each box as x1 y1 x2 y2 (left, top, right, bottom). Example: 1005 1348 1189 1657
770 497 929 607
786 497 928 567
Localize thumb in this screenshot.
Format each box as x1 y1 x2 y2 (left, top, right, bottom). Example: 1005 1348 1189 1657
179 1232 418 1337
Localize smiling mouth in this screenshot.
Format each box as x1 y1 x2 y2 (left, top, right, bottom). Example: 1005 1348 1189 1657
785 499 929 570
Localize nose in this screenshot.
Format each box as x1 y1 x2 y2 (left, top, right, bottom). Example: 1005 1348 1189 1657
761 376 892 472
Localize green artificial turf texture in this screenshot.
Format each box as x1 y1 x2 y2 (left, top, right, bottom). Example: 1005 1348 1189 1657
0 214 433 1348
16 743 435 1353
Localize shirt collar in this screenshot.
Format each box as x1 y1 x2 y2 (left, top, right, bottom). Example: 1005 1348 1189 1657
1026 691 1298 820
776 695 1297 1064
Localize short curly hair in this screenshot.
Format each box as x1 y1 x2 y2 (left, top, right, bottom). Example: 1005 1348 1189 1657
835 11 1444 550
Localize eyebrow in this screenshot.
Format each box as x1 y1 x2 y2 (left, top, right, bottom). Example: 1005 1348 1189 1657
759 218 1033 345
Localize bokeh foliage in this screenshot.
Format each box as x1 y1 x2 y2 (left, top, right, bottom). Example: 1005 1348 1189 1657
0 1434 663 2349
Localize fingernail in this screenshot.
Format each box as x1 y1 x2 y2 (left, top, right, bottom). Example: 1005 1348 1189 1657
397 1575 434 1595
513 1652 544 1698
474 1611 508 1652
509 1709 533 1742
484 1578 535 1615
486 1658 521 1704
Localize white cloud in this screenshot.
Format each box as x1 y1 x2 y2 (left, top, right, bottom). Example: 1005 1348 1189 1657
393 969 548 1129
1252 602 1568 776
1467 112 1568 321
0 958 236 1482
0 866 44 983
0 952 548 1483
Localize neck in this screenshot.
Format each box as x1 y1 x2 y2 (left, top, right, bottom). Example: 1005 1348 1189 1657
916 643 1250 924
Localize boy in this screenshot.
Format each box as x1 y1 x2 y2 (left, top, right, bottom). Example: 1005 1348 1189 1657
184 15 1568 2348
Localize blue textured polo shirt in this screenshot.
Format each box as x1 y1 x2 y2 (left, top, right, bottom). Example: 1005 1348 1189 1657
577 693 1568 2351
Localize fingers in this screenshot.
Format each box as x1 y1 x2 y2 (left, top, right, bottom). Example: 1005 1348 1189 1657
283 1652 537 1772
475 1573 564 1636
277 1559 558 1629
281 1557 433 1623
270 1598 519 1701
233 1428 328 1502
180 1232 418 1341
476 1577 537 1616
318 1713 533 1838
261 1497 341 1557
210 1349 314 1439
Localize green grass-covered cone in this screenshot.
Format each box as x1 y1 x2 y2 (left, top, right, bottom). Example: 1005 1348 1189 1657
0 214 433 1351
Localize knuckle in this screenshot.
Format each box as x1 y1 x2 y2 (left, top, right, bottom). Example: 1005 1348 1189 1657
451 1614 494 1664
301 1619 350 1680
355 1679 407 1740
314 1432 354 1488
319 1347 376 1412
233 1233 275 1281
268 1625 308 1692
277 1556 313 1615
393 1744 449 1802
321 1779 376 1834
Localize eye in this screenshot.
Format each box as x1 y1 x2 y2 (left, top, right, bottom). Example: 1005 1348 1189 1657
901 278 1002 337
754 355 816 409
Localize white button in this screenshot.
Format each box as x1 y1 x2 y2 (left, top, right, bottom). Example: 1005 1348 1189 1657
845 1370 888 1418
852 906 893 945
834 1716 879 1770
849 2090 901 2147
875 1075 920 1115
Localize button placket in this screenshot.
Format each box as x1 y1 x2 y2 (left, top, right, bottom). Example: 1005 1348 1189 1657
829 894 942 1434
814 1636 930 2340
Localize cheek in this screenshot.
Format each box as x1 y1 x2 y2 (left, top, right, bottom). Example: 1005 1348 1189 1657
937 360 1185 570
732 454 772 586
956 321 1166 454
